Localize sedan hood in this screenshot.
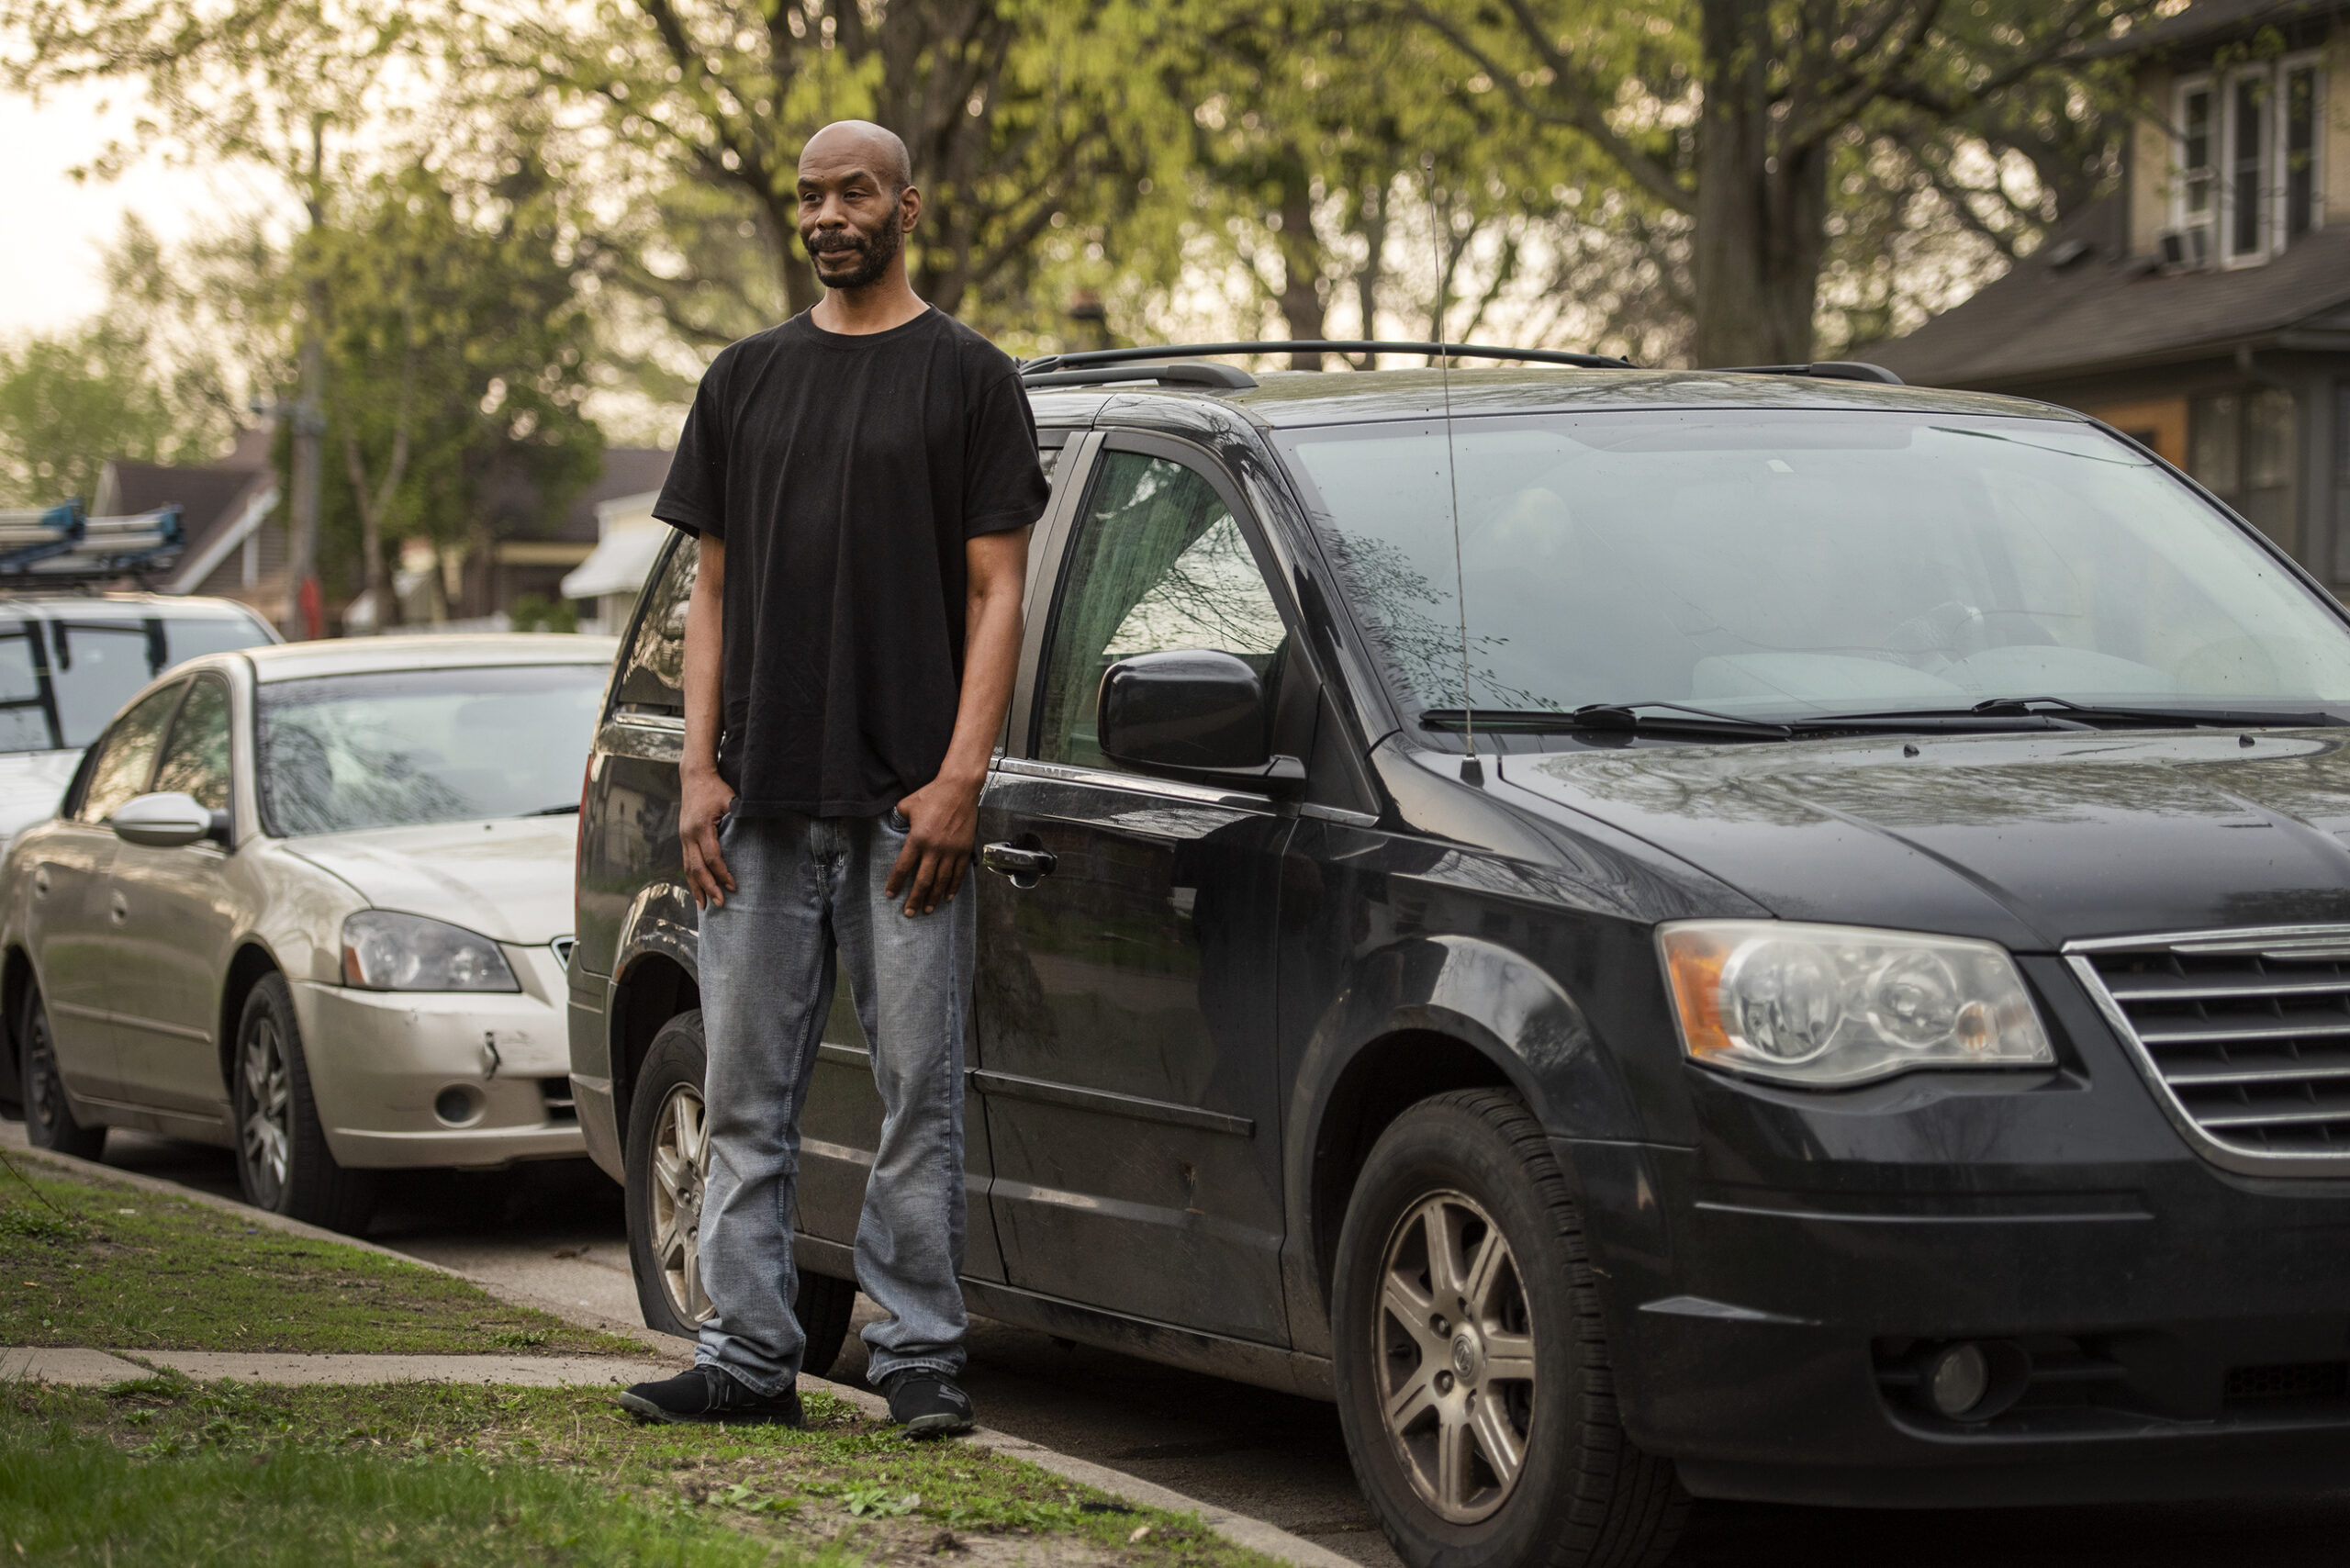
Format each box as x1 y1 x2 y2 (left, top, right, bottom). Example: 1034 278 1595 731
0 749 82 842
1500 730 2350 949
286 816 576 945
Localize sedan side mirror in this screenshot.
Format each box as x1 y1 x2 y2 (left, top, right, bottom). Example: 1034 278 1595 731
1098 650 1304 793
112 791 228 850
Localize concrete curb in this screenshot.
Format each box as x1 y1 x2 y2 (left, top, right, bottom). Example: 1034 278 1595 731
2 1135 1365 1568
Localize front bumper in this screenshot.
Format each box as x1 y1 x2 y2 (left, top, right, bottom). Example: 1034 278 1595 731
291 978 583 1170
1580 956 2350 1506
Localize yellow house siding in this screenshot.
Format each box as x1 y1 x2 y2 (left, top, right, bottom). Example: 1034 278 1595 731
2132 65 2175 256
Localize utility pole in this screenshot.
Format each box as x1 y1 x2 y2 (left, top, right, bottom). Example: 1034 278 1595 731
282 118 327 640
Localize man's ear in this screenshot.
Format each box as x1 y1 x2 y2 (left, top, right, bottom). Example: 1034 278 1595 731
899 185 922 234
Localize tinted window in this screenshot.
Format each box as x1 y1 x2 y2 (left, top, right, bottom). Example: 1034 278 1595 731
79 682 185 822
1280 411 2350 722
614 537 697 714
1035 452 1287 768
259 664 606 836
152 676 233 813
0 610 273 754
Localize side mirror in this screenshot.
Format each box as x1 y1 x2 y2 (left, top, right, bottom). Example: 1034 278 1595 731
112 791 227 849
1098 650 1304 792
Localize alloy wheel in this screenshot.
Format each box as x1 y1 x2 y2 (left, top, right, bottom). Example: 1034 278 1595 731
24 1010 65 1134
651 1081 713 1325
240 1014 292 1206
1373 1189 1538 1524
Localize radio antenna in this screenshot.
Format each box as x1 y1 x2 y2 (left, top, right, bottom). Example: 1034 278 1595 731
1425 153 1481 787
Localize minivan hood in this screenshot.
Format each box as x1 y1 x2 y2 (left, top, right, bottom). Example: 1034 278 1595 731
1500 730 2350 949
285 816 576 946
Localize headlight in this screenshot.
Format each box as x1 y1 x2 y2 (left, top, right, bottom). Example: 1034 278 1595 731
1659 920 2053 1087
341 911 519 992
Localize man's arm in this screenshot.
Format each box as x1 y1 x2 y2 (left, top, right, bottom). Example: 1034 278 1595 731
679 535 734 909
887 528 1028 915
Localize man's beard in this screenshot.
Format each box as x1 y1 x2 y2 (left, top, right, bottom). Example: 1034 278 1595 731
804 217 903 292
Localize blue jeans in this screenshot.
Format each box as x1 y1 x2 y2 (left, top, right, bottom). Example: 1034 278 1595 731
693 810 975 1394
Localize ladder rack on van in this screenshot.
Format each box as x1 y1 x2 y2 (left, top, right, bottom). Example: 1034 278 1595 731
0 500 185 585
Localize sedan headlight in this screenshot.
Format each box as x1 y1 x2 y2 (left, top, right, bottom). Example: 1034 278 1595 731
1659 920 2053 1087
341 911 519 992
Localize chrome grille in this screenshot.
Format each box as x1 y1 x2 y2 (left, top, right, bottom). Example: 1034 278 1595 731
2070 925 2350 1173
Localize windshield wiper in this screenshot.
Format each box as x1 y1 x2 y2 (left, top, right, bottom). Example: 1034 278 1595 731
522 802 582 815
1857 697 2350 730
1420 704 1798 740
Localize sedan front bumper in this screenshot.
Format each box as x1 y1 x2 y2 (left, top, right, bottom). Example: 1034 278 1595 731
291 978 584 1170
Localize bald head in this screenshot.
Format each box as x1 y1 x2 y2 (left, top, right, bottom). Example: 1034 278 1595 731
799 119 912 196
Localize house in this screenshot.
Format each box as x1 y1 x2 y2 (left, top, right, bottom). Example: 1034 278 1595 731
560 487 671 634
1866 0 2350 588
89 428 286 613
451 447 672 623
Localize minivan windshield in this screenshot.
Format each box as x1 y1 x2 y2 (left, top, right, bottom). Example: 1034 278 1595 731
258 663 605 835
0 610 274 753
1277 411 2350 725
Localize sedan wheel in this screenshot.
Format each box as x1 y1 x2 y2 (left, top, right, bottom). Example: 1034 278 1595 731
621 1008 857 1372
1332 1090 1685 1568
18 986 105 1160
230 973 377 1234
239 1012 294 1207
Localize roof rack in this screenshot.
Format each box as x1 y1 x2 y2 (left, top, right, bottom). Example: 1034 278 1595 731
1713 361 1904 386
1019 340 1636 392
0 500 185 586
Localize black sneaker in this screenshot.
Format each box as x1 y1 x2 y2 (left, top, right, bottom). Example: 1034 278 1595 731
617 1365 804 1427
882 1369 975 1437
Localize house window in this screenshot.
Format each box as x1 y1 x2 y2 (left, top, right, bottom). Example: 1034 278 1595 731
2190 388 2299 555
2174 57 2325 267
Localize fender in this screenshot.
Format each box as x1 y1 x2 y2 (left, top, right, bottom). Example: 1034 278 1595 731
584 876 701 1169
1281 933 1645 1351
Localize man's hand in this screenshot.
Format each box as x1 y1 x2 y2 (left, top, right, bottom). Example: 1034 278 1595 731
884 770 982 916
681 767 737 910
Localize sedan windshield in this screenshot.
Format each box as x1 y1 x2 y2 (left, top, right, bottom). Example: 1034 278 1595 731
258 663 605 835
1276 411 2350 725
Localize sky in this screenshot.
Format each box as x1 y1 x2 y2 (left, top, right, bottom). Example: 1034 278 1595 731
0 83 285 339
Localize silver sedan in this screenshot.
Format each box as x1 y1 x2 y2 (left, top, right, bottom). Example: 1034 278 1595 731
2 634 615 1232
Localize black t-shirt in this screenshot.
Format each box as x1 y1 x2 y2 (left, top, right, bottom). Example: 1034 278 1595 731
653 308 1049 816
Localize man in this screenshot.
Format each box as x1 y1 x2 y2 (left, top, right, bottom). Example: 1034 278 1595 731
618 119 1048 1435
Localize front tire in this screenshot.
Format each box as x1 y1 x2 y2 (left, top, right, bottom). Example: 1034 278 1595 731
232 973 377 1234
622 1010 855 1375
19 986 104 1160
1332 1089 1685 1568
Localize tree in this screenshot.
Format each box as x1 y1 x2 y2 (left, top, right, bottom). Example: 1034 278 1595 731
309 143 604 622
1404 0 2153 364
473 0 1170 340
0 222 249 509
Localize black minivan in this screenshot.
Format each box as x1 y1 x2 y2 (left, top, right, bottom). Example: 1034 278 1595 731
571 349 2350 1568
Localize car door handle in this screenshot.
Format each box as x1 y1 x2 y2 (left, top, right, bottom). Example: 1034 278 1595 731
30 866 50 899
979 841 1057 883
108 890 129 924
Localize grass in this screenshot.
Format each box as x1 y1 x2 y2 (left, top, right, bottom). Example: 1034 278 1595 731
2 1377 1284 1568
0 1154 637 1356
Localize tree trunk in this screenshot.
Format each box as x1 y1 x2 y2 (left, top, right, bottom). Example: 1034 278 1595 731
1689 0 1830 367
1275 151 1325 369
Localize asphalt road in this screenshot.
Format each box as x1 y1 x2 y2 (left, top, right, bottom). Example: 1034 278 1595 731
52 1129 2350 1567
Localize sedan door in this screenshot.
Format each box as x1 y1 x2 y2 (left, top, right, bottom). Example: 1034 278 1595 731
106 671 246 1118
973 439 1299 1346
21 679 185 1104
